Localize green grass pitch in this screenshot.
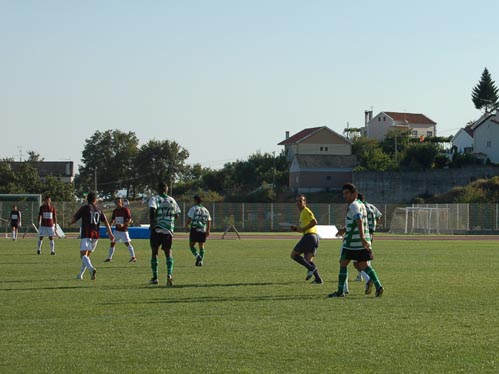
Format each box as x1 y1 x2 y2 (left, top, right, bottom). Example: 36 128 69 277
0 236 498 373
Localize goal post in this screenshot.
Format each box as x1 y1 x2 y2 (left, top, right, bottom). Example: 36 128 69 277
389 206 456 234
0 194 42 238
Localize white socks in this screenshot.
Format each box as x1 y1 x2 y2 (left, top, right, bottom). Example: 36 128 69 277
81 255 95 272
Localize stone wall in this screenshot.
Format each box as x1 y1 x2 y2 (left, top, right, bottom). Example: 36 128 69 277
353 166 499 203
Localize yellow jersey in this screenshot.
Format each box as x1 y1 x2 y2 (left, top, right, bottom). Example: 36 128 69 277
299 207 317 235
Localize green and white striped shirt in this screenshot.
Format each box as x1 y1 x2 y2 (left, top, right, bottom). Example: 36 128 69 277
149 194 181 233
343 199 371 250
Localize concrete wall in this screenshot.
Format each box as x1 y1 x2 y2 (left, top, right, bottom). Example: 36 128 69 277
353 166 499 203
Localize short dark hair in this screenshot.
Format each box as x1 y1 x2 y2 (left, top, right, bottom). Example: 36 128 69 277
296 194 306 202
87 192 97 203
357 193 364 201
342 183 357 193
158 182 168 193
193 195 202 204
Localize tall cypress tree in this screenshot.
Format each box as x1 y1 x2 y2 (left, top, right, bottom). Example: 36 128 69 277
471 67 499 113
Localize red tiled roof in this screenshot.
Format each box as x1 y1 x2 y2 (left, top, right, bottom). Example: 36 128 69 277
278 127 323 145
383 112 436 125
464 124 474 137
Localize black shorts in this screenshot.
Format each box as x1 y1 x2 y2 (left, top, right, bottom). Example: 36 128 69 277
189 228 207 243
11 221 19 228
294 233 319 255
150 230 173 251
340 247 373 262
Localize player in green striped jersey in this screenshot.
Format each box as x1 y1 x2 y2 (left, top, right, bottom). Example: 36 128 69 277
148 182 181 287
329 183 384 298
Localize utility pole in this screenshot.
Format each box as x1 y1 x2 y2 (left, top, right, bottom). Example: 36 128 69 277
94 167 98 193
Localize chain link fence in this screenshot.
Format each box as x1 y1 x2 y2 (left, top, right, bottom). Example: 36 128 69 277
2 200 499 235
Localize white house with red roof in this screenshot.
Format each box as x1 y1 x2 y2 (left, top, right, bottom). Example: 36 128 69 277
451 125 474 154
470 112 499 163
278 127 357 192
365 111 437 141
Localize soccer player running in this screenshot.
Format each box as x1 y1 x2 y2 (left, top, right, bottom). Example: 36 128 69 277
290 194 324 285
185 195 211 267
105 197 137 263
37 196 57 255
10 205 21 241
148 182 181 287
329 183 384 298
71 192 114 280
354 193 383 294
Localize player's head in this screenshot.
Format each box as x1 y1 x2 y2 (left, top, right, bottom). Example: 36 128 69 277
115 197 123 207
193 195 202 204
295 194 306 209
158 182 168 194
87 192 97 204
12 204 17 210
342 183 358 203
44 196 51 204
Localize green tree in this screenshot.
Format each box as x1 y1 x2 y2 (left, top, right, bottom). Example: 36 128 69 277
134 139 189 194
400 143 440 170
471 67 499 113
79 130 139 198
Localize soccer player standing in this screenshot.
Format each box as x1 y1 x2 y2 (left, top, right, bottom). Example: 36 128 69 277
290 194 324 285
71 192 114 280
185 195 212 266
37 196 57 255
105 197 136 263
10 205 21 241
329 183 384 298
148 182 181 286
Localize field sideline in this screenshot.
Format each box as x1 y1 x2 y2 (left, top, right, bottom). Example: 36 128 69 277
0 236 498 373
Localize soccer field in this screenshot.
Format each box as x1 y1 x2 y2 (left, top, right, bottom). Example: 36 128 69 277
0 237 498 373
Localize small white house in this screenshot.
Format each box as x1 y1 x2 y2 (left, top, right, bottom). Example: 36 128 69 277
471 112 499 163
451 125 473 153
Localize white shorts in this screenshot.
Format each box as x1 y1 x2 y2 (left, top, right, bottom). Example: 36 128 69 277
80 238 99 252
39 226 56 237
112 230 132 243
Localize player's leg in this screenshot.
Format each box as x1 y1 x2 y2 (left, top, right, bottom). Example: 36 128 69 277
291 236 315 278
305 252 323 284
149 233 160 284
162 235 174 287
49 235 55 255
358 260 383 297
198 242 205 266
106 240 116 261
37 235 44 254
329 254 351 297
125 239 136 262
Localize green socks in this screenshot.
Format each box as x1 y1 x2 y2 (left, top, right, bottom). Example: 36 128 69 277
167 257 174 276
200 249 205 260
190 246 198 257
338 266 348 293
151 257 158 278
364 266 382 289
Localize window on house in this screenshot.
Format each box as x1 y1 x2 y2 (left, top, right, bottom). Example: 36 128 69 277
383 116 386 121
487 141 492 148
320 147 323 151
427 131 433 137
412 130 418 136
326 176 331 181
378 117 381 122
325 147 328 151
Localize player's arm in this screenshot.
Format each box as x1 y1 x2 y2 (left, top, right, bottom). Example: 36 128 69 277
355 215 370 249
206 219 211 237
149 207 156 230
102 214 115 242
185 217 192 232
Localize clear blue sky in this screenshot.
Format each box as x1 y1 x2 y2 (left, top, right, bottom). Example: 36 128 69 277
1 1 498 169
